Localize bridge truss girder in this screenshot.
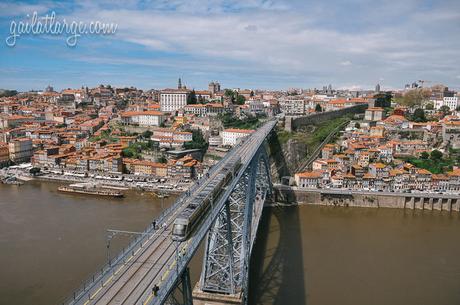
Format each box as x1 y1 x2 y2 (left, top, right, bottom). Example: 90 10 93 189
199 145 272 302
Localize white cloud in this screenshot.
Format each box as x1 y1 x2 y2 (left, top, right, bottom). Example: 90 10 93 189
0 2 50 17
6 0 460 89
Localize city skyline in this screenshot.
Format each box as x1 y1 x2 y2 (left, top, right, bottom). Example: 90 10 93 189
1 0 460 91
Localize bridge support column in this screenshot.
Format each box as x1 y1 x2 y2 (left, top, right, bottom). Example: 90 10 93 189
194 146 272 305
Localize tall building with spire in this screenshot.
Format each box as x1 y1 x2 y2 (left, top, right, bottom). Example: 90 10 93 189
375 83 381 93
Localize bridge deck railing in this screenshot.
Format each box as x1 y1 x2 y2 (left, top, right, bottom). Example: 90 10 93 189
61 141 243 305
149 120 277 305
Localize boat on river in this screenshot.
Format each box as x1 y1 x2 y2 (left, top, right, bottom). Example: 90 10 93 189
58 183 124 198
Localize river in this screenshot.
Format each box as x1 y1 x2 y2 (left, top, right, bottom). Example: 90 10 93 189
1 182 459 305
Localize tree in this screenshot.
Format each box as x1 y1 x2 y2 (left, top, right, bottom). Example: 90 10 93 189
412 108 427 122
0 89 18 97
420 151 429 159
373 92 392 108
315 104 322 112
430 150 443 161
224 89 234 97
29 167 41 176
439 105 451 116
184 129 208 151
456 106 460 112
187 90 197 104
400 89 430 108
142 130 153 139
236 94 246 105
122 148 134 158
116 99 128 109
425 102 434 110
354 122 361 129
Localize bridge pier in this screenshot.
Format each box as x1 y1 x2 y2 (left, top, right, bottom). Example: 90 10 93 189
192 283 242 305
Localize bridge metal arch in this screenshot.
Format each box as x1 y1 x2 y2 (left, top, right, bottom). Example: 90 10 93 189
199 143 272 302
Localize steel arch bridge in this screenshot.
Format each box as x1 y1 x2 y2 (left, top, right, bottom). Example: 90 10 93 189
63 120 277 305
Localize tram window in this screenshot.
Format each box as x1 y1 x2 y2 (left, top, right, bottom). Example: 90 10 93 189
173 224 186 236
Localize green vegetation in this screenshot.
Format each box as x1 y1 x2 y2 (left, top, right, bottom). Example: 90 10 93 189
425 102 434 110
187 90 197 104
403 150 454 174
306 116 350 148
430 149 443 160
89 129 117 143
205 154 223 161
141 130 153 139
276 116 351 148
315 104 322 112
439 105 451 116
224 89 246 105
116 99 128 109
397 88 431 108
404 158 453 174
411 108 427 122
122 141 156 159
373 92 392 108
184 129 208 151
219 113 261 129
420 151 429 159
0 89 18 97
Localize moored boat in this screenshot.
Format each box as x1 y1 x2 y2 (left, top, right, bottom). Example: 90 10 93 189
58 184 124 198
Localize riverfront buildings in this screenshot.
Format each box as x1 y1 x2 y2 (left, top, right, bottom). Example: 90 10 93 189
295 95 460 193
1 80 459 194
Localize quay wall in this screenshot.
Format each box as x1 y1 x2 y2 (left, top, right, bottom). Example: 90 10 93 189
273 187 460 212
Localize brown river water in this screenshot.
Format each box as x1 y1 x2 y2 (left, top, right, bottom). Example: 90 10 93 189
0 181 459 305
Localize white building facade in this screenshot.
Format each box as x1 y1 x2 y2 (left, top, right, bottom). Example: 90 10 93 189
160 89 190 112
221 129 254 146
434 96 459 111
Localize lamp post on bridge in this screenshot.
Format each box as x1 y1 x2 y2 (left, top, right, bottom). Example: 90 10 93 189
105 228 168 266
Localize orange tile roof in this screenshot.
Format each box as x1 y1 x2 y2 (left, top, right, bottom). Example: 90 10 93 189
296 171 323 178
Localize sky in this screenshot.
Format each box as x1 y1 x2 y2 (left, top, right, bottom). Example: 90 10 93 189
0 0 459 92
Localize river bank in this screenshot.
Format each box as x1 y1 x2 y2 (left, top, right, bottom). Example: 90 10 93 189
273 186 460 212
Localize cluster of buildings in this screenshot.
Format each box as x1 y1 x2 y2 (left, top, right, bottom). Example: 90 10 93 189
295 103 460 193
429 85 459 111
